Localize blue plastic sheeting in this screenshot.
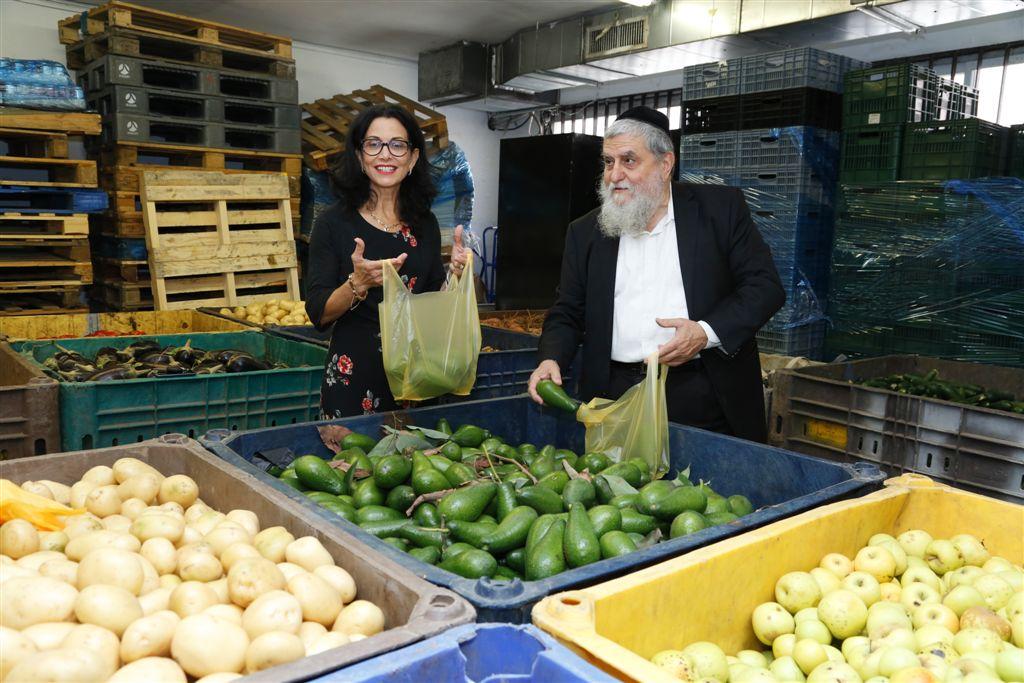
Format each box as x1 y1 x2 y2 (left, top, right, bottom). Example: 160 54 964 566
428 141 474 232
0 58 85 110
310 624 616 683
201 395 883 623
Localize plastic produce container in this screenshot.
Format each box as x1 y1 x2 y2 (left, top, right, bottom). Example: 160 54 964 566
11 330 326 451
532 474 1023 683
0 341 59 458
1 435 474 682
309 623 617 682
201 395 884 623
0 309 249 340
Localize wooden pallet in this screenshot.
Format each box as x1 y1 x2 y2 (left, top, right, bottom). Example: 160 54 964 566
0 128 70 159
58 1 292 57
0 108 102 136
97 141 302 174
0 243 93 286
301 85 448 171
0 157 98 188
98 191 300 238
0 289 87 315
0 213 89 240
94 280 152 310
65 26 295 78
102 163 300 198
94 256 150 284
140 169 299 309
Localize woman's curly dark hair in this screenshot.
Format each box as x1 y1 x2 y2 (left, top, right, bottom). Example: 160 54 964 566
331 104 436 232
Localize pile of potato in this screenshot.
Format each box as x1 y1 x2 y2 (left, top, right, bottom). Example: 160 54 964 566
0 459 385 682
219 300 310 327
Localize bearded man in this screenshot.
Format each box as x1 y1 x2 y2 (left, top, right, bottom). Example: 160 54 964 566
527 106 785 442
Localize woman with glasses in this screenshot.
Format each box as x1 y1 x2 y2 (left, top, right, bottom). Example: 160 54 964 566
305 104 470 417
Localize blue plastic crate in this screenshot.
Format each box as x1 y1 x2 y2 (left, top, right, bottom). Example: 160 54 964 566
737 127 840 177
0 186 108 213
740 47 865 94
201 395 884 623
739 166 836 208
310 623 616 683
679 132 739 170
92 236 147 260
683 59 742 99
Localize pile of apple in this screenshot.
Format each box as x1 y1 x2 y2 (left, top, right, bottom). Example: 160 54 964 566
651 531 1023 682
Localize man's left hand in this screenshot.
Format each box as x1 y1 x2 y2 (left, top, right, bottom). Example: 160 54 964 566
655 318 707 366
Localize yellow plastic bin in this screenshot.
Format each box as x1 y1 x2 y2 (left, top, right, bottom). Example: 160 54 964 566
0 309 248 340
532 475 1023 683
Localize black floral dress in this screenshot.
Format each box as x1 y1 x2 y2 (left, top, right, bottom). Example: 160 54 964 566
305 203 446 417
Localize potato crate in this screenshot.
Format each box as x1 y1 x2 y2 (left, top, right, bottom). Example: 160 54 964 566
0 341 59 458
11 329 325 451
2 434 474 680
0 308 248 340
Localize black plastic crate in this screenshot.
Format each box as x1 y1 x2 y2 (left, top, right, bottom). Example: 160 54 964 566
740 87 843 131
839 124 904 183
843 64 939 127
901 119 1007 180
1007 124 1024 178
682 95 741 134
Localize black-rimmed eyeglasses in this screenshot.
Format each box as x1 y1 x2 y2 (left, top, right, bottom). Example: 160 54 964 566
361 138 410 156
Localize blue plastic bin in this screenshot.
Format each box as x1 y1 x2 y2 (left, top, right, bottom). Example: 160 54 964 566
201 396 884 623
309 623 617 682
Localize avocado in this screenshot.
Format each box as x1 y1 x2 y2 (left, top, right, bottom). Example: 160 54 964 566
293 455 344 495
599 530 637 559
564 503 601 569
481 505 538 555
411 451 450 495
587 505 622 537
525 519 566 581
561 478 596 509
438 548 498 579
516 485 563 515
437 482 496 522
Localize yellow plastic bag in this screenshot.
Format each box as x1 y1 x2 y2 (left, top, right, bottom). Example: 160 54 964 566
0 479 85 530
576 352 670 478
380 252 481 401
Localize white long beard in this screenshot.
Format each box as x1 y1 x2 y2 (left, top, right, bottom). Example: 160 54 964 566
597 174 666 239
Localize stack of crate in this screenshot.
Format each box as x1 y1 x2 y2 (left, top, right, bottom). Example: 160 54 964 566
0 108 107 314
57 0 301 310
680 47 865 359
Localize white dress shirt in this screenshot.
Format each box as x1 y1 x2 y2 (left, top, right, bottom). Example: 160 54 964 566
610 193 721 363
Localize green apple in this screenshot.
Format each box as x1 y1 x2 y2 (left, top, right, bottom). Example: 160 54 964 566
881 580 903 603
953 628 1004 656
731 666 778 682
901 583 942 611
811 567 844 595
971 574 1013 612
902 565 943 593
867 601 913 638
682 641 729 682
773 633 797 659
981 557 1013 574
844 571 883 606
915 624 956 650
889 665 941 683
776 571 823 613
898 529 934 559
945 567 985 591
737 650 770 669
806 661 862 683
1004 592 1023 620
729 663 753 681
870 533 898 546
795 619 833 645
994 645 1024 681
821 552 854 579
925 540 965 576
863 678 888 683
793 639 829 675
906 556 928 570
956 652 998 674
998 570 1023 592
912 603 961 633
879 647 919 677
959 606 1011 640
861 648 886 679
795 608 820 625
1013 612 1024 648
770 655 806 681
752 602 796 646
918 640 958 663
841 636 872 671
823 644 844 663
877 540 908 577
652 649 697 679
950 535 990 568
918 652 953 681
872 627 918 653
944 585 987 617
818 589 869 639
856 545 898 583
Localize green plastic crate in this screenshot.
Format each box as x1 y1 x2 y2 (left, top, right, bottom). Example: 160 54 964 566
11 331 326 451
843 64 938 127
901 119 1007 180
1008 124 1024 178
839 124 903 183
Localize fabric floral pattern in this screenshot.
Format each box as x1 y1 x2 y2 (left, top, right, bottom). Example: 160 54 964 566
400 274 418 291
325 353 354 387
397 225 418 247
361 390 381 415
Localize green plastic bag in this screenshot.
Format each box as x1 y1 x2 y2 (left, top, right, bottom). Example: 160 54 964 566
576 352 670 478
380 252 481 401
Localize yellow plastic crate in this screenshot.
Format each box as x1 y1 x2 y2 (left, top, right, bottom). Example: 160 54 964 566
532 475 1023 683
0 310 248 340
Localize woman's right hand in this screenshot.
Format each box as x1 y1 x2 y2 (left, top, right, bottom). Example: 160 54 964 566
350 237 407 292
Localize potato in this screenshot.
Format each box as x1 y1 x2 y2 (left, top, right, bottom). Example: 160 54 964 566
0 626 37 679
221 542 261 571
1 518 40 559
5 648 106 683
245 303 262 316
241 589 303 639
226 510 259 537
332 600 384 637
228 557 285 608
172 614 249 677
245 631 305 673
112 457 162 484
38 531 68 553
169 581 219 618
141 537 177 575
279 300 295 312
203 603 243 625
82 465 115 486
85 484 121 517
158 475 199 508
184 502 213 525
285 536 334 572
74 584 142 637
62 515 102 540
138 554 161 594
0 562 37 584
119 610 179 662
130 513 185 544
16 550 64 572
160 574 182 589
21 481 54 499
208 577 230 603
288 572 342 627
308 631 351 655
108 656 187 683
139 586 172 615
277 562 307 581
177 544 223 582
20 622 77 651
1 577 78 629
314 565 357 604
152 500 185 518
298 621 328 651
192 510 226 536
68 480 99 509
101 514 132 533
205 524 251 557
120 497 148 520
75 548 144 594
65 530 140 561
118 473 162 505
254 526 295 562
38 480 72 505
232 306 247 317
62 624 120 680
39 559 78 584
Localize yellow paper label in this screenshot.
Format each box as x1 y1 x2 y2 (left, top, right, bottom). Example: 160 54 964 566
805 419 847 448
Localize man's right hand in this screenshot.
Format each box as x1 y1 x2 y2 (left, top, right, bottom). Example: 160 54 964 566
528 360 562 405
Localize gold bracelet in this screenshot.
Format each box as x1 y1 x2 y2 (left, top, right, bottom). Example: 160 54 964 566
347 274 367 309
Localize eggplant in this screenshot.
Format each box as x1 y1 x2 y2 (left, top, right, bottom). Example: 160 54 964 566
169 339 200 366
138 351 174 365
224 354 270 373
85 366 135 382
193 363 225 375
213 349 247 365
124 340 160 359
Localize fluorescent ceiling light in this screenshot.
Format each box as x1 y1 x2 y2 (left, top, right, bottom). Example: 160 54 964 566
619 0 656 7
855 5 921 34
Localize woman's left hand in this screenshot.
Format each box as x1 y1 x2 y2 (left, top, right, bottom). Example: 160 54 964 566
450 225 470 278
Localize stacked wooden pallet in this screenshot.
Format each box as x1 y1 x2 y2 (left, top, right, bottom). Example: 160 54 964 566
140 169 299 310
0 110 106 315
57 0 302 310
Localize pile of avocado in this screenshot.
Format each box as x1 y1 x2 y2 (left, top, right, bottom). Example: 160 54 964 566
273 420 754 582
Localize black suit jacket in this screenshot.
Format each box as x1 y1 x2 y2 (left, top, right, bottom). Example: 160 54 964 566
538 182 786 442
